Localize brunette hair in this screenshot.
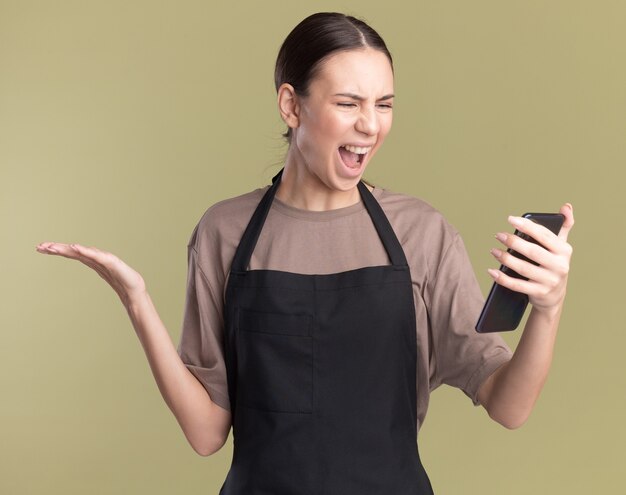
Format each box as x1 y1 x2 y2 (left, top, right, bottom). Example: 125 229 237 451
274 12 393 144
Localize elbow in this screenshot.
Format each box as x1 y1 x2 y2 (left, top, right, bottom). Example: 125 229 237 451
496 417 527 430
193 443 215 457
192 435 227 457
481 387 535 430
184 404 232 457
187 433 228 457
488 407 531 430
194 446 216 457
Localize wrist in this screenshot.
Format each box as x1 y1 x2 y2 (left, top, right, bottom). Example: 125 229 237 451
529 302 563 326
123 288 151 312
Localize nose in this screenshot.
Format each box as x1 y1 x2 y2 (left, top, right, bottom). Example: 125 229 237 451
355 106 380 136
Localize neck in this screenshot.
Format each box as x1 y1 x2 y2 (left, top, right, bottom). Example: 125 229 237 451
274 151 373 212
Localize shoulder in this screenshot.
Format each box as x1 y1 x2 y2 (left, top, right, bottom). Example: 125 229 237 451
187 186 269 251
375 187 460 257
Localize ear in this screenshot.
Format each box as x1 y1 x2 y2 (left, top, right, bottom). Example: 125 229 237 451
277 83 301 130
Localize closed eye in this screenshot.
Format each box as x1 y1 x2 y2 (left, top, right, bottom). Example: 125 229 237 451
337 102 393 109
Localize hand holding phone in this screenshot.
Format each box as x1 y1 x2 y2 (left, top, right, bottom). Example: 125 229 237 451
475 212 565 333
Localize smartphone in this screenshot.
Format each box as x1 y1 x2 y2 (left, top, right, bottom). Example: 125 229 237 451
475 212 565 333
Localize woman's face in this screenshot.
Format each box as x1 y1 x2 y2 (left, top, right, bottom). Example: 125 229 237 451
289 47 394 193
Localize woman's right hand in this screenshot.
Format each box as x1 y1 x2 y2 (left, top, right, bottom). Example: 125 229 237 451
36 241 147 307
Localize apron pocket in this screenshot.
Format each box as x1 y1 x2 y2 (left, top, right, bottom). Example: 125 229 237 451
236 307 313 414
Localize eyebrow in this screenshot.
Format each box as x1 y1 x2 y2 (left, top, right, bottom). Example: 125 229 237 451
333 93 395 101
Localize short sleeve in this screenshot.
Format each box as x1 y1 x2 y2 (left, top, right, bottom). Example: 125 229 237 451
428 233 513 405
176 229 231 412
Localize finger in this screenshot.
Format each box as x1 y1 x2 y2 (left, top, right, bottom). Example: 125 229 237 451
495 230 555 268
36 242 75 256
490 248 553 284
558 203 575 241
487 267 535 294
36 241 62 253
487 267 547 297
498 215 572 260
37 242 112 270
47 242 94 259
36 241 55 249
496 231 573 275
507 216 559 253
50 243 87 259
68 244 116 272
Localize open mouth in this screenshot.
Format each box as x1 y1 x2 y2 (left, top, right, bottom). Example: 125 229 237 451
338 144 372 168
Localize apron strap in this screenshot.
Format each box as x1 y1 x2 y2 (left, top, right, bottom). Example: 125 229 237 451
356 179 409 268
230 167 408 273
229 170 282 273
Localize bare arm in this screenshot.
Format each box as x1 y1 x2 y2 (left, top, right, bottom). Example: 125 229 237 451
477 203 575 429
477 305 561 429
125 289 231 456
36 242 231 456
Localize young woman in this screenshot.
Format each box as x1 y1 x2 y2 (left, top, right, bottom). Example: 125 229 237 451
36 12 574 494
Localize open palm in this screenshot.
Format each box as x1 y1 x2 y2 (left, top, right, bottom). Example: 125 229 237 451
36 242 146 306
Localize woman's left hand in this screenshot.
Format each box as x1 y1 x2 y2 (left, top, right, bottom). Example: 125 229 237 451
488 203 575 316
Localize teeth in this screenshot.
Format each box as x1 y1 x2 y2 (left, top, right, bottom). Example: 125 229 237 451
342 144 372 155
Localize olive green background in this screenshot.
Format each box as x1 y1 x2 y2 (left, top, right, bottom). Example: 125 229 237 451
1 1 623 493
